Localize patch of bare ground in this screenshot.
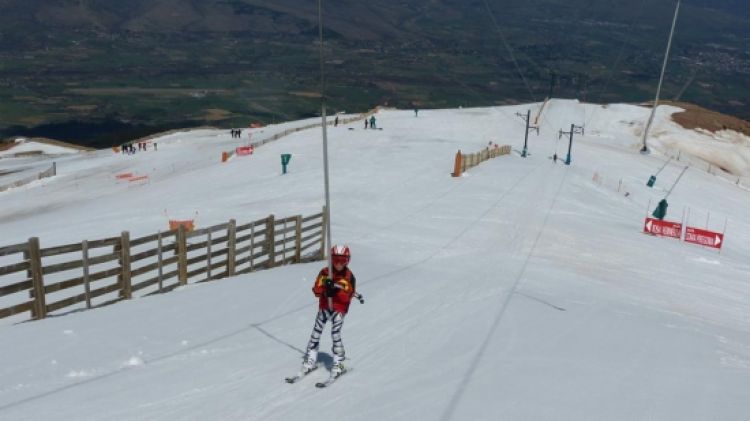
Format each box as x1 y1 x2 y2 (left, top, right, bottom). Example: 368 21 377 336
0 140 15 152
29 137 96 151
661 101 750 137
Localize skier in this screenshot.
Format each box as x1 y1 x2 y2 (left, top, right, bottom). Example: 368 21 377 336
369 115 376 129
298 245 362 381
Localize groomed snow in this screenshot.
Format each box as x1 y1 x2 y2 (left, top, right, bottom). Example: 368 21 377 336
1 100 749 420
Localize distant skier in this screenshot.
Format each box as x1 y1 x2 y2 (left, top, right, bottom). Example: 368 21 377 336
365 119 369 129
298 245 363 379
369 115 376 129
414 108 418 117
334 116 339 127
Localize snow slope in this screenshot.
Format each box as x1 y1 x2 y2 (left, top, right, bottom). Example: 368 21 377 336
1 100 749 420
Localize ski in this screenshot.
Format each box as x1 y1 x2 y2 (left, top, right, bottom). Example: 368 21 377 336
315 367 350 388
285 365 318 384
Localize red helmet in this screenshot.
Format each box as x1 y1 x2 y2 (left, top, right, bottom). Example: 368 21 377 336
331 245 350 266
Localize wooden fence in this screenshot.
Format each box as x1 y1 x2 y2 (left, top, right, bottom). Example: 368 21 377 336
0 209 326 321
452 145 512 176
221 108 381 161
0 162 56 193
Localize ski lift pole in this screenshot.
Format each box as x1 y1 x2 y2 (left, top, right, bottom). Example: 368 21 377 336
656 157 673 175
647 157 673 187
664 166 688 200
641 0 681 153
318 0 334 310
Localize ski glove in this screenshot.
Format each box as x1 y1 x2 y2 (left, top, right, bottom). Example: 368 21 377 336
324 278 337 297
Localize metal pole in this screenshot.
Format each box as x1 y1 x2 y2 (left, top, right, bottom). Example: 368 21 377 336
665 166 688 199
565 124 574 165
655 157 673 176
319 0 334 310
522 109 530 157
641 0 681 153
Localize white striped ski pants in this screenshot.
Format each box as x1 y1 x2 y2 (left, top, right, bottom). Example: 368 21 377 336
306 309 345 361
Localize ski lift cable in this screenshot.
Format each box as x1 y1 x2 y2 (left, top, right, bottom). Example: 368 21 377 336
584 0 649 128
441 164 569 421
434 71 554 148
436 72 528 124
480 0 539 103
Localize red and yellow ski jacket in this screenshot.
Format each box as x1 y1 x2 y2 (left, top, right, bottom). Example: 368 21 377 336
312 267 356 314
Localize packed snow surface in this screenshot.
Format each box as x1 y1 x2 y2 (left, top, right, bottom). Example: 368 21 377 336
1 100 749 420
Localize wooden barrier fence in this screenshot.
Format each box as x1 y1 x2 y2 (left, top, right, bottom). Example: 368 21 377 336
221 108 381 162
0 162 56 193
0 209 326 321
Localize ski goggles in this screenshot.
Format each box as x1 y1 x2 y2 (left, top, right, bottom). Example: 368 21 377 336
331 255 349 266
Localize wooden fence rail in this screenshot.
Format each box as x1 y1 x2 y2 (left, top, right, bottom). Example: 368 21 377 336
0 162 56 193
0 209 326 321
221 108 381 162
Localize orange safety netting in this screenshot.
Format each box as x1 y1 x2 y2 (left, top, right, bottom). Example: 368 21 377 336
236 146 254 155
169 219 195 232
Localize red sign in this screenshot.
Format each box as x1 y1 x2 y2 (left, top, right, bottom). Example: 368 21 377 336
643 218 682 239
236 146 254 156
684 227 724 249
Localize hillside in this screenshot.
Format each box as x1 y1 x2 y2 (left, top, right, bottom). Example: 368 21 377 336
1 0 749 146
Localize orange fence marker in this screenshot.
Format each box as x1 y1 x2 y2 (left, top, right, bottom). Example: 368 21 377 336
236 146 254 156
169 219 195 232
452 150 463 177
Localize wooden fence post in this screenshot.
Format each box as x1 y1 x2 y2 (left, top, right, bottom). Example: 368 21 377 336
250 223 255 271
320 206 327 261
157 231 164 292
28 237 47 320
82 240 92 309
207 231 213 280
227 219 236 276
266 215 275 268
120 231 132 299
177 225 188 285
295 215 302 263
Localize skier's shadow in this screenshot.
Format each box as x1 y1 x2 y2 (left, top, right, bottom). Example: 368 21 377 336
316 352 335 370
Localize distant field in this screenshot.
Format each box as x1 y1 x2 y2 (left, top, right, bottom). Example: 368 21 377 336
0 0 748 147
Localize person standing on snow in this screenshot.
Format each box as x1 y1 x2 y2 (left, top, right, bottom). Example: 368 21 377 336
369 115 376 129
299 245 362 377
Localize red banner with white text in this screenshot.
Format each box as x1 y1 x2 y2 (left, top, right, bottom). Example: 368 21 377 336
684 227 724 249
643 218 682 240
